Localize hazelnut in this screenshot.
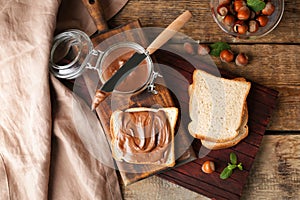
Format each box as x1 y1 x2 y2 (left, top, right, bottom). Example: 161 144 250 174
220 49 234 63
202 160 215 174
248 20 259 33
233 21 248 34
217 5 229 16
262 2 275 16
233 0 246 12
256 15 269 27
235 53 248 66
198 44 211 56
183 42 195 55
223 14 236 26
219 0 232 5
237 6 250 20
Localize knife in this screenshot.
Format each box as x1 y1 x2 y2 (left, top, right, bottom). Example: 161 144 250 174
101 10 192 92
91 10 192 110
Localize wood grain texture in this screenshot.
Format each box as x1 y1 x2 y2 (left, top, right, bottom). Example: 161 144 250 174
122 135 300 200
241 134 300 200
108 0 300 43
81 0 108 32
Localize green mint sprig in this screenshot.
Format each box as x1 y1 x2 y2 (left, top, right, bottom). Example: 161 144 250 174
220 152 243 180
247 0 266 12
209 42 231 57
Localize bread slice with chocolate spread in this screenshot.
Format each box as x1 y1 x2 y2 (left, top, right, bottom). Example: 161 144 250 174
110 107 178 166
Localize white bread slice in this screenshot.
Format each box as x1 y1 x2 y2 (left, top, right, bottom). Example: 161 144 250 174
201 104 248 150
110 107 178 167
188 70 251 142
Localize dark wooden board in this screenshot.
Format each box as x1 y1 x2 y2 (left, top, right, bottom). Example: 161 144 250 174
154 49 279 200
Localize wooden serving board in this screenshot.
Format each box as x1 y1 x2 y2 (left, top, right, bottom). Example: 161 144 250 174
86 21 196 186
153 49 279 200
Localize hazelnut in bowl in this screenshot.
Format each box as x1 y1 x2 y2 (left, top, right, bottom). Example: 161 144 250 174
210 0 284 39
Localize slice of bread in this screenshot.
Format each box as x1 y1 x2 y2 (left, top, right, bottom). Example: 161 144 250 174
110 107 178 167
201 104 249 150
188 70 251 143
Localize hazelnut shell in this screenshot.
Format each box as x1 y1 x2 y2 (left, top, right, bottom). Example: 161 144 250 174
217 5 229 16
248 20 259 33
219 0 232 5
198 44 211 56
256 15 269 27
233 0 246 12
262 2 275 16
235 53 249 66
237 6 250 20
202 160 215 174
233 21 248 34
223 15 236 26
220 49 234 63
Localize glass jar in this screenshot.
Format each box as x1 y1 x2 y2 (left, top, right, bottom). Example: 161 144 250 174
49 29 160 94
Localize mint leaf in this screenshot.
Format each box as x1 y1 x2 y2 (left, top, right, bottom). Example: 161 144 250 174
230 152 237 165
220 152 244 180
220 167 233 179
227 164 237 170
209 42 231 57
247 0 266 12
238 163 243 171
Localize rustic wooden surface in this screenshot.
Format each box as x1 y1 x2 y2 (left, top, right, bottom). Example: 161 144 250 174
104 0 300 199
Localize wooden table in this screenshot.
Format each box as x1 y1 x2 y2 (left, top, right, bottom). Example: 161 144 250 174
107 1 300 199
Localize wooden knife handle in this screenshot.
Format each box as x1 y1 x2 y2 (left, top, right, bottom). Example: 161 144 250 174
81 0 109 32
146 10 192 55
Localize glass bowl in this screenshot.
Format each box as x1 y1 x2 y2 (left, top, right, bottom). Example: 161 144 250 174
210 0 284 39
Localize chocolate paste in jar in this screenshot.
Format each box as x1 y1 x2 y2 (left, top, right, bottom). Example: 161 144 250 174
101 50 149 93
113 110 172 164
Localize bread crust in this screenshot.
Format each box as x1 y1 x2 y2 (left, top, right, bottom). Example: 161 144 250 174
201 104 249 150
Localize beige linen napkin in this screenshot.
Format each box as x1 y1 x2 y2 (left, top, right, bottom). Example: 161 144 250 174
0 0 122 199
49 76 121 200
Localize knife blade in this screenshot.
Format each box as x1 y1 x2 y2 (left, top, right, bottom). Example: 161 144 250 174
100 52 147 92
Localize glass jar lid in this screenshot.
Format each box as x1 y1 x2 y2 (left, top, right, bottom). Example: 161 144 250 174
49 29 93 79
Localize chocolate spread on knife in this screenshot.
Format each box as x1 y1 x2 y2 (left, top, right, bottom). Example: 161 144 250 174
112 110 172 164
91 90 110 110
102 51 149 93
